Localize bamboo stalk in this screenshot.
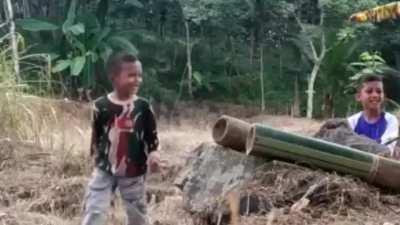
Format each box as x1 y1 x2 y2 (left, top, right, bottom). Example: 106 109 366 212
184 20 193 98
212 115 251 151
374 157 400 189
246 124 400 190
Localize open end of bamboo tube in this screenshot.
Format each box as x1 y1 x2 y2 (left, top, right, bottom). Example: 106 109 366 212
212 116 229 143
212 115 252 151
246 125 256 155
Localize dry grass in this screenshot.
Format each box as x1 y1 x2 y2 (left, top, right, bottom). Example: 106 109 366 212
236 161 400 225
1 97 400 225
0 95 92 225
0 96 320 225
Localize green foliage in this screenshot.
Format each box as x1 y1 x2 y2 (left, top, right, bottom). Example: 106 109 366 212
11 0 400 115
16 18 59 31
17 0 139 91
70 56 86 76
343 50 400 98
126 0 144 8
347 51 386 82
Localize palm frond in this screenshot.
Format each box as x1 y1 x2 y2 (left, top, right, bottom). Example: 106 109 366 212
350 2 400 23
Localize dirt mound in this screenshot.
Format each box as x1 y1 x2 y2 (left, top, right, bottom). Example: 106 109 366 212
175 142 400 225
237 161 400 225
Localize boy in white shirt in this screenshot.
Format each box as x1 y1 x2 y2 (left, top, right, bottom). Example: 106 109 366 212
347 74 399 157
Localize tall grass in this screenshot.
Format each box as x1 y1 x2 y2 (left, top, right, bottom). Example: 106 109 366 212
0 32 92 225
0 32 56 143
0 33 93 173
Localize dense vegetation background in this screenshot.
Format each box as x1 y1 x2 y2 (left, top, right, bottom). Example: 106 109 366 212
3 0 400 118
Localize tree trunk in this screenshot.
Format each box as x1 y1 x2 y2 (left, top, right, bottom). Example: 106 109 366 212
306 60 321 119
394 50 400 70
295 10 326 119
323 93 333 118
5 0 20 82
184 20 193 98
260 44 265 112
279 49 283 78
0 1 4 22
159 7 166 40
172 44 177 68
292 74 301 117
159 20 165 40
48 0 58 18
22 0 31 18
96 0 109 27
249 29 255 68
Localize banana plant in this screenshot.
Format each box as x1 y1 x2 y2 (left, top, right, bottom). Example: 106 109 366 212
16 0 138 92
347 51 386 80
344 51 389 94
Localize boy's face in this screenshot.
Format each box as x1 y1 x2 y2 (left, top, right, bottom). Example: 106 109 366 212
356 81 384 111
112 62 142 98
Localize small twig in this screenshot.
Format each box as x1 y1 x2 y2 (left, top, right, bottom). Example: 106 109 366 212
0 138 11 143
290 177 329 212
227 190 240 225
0 21 9 29
266 209 276 225
385 205 400 214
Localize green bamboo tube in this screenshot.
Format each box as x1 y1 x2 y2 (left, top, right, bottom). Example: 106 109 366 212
246 123 400 189
373 157 400 188
212 115 251 151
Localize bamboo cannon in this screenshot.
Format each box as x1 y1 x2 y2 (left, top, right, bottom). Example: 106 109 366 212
212 115 252 151
246 123 400 190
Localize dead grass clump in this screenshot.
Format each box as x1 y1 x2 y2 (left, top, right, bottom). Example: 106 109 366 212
0 169 50 208
48 148 91 178
28 176 87 218
0 139 14 170
0 139 49 172
149 195 195 225
0 210 18 225
0 207 77 225
237 161 400 223
0 94 54 142
241 208 400 225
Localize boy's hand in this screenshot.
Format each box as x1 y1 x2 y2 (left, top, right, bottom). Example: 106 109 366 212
147 151 161 173
392 146 400 160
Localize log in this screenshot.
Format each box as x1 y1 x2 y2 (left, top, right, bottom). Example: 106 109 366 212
212 115 251 151
246 123 400 190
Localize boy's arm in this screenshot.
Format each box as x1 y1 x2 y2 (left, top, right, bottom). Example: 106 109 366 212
144 104 159 154
90 103 101 156
90 124 97 156
144 104 160 173
382 114 399 153
347 112 362 131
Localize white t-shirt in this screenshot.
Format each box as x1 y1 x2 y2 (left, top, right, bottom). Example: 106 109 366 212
348 112 399 153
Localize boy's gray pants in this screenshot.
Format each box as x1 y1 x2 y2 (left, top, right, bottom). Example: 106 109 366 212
81 169 149 225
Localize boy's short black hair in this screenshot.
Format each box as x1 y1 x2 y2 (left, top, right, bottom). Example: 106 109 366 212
106 52 139 80
362 74 383 83
357 74 383 91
